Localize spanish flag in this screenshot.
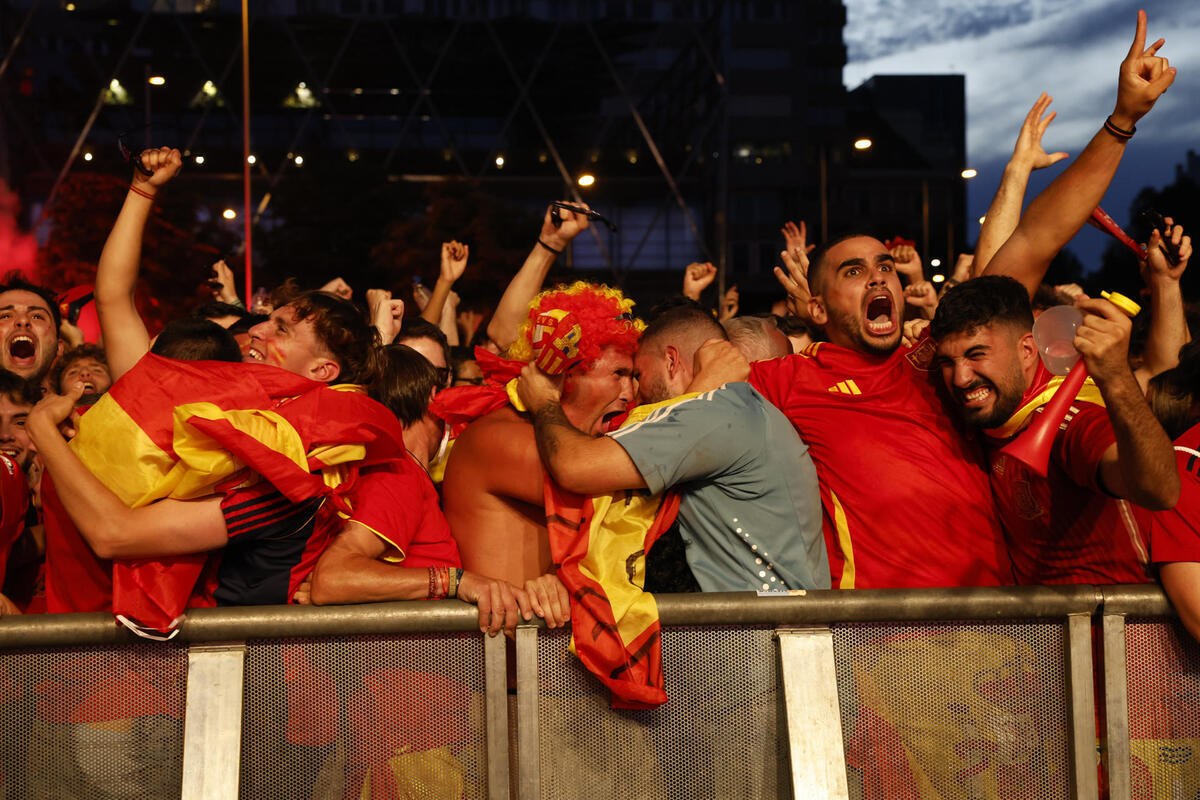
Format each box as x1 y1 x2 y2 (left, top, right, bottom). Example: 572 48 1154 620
544 395 698 710
44 353 406 633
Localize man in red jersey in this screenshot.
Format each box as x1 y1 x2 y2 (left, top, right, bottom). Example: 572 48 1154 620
754 10 1174 589
931 274 1180 585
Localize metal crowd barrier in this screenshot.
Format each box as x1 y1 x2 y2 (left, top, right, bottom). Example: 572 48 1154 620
0 585 1194 800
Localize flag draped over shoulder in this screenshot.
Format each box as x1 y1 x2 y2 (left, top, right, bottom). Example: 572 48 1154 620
44 353 406 633
428 348 524 438
984 372 1106 441
545 394 699 710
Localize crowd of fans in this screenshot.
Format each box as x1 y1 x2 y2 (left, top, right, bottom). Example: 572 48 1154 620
0 12 1195 661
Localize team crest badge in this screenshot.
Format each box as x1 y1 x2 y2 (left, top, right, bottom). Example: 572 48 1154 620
531 309 583 375
905 337 937 371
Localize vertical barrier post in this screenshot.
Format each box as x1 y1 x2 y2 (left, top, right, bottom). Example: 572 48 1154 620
1066 613 1099 800
516 625 540 800
484 633 511 800
181 643 246 800
1102 614 1131 800
777 626 849 800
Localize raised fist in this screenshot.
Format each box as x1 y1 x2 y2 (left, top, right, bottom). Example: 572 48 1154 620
131 146 182 192
540 202 591 252
682 262 717 300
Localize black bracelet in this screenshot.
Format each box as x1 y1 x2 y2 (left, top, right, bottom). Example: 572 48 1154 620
537 238 562 256
1103 115 1135 139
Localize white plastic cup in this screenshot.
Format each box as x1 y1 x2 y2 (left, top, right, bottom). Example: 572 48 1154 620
1032 304 1083 375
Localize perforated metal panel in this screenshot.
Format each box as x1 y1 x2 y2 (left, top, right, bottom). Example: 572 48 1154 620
831 620 1070 800
536 624 786 800
0 643 187 800
1124 618 1200 799
239 633 489 800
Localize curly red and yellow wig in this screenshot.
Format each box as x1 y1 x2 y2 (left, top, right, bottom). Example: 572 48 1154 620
507 281 644 372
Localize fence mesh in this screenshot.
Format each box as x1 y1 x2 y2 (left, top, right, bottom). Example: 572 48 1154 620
535 624 786 800
239 632 489 800
0 642 187 800
831 620 1071 800
1124 618 1200 800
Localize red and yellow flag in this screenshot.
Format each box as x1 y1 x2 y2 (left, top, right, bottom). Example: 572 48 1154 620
544 394 699 709
44 353 406 632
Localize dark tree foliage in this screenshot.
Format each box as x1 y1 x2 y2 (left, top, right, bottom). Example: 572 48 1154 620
36 173 238 332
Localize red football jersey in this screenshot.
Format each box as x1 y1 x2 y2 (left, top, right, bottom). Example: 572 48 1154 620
985 363 1151 585
750 334 1011 589
0 454 29 589
348 462 462 568
1149 423 1200 565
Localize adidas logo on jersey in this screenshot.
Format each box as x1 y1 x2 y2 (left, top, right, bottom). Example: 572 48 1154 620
827 380 862 396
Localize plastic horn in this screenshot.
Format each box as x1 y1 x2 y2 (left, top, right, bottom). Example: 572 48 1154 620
999 291 1141 477
1086 206 1146 260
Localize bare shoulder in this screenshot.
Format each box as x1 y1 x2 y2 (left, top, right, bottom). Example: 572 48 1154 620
444 405 545 507
454 406 537 459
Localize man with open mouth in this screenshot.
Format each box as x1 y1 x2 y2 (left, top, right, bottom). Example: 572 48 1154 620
0 276 65 390
516 302 828 596
728 9 1176 592
441 281 642 615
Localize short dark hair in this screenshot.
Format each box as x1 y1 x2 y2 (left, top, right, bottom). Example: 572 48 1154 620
931 276 1034 341
805 232 876 295
49 343 108 394
398 318 451 369
0 368 40 406
288 291 382 385
227 313 268 336
1149 341 1200 439
191 301 249 325
373 344 440 426
152 318 243 362
641 302 726 354
0 272 62 331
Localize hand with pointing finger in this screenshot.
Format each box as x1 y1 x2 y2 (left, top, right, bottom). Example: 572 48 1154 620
1111 10 1175 131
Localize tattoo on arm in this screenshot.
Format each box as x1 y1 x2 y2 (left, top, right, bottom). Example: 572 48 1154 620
531 401 582 467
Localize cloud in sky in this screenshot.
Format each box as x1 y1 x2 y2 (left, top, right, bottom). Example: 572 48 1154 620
843 0 1200 268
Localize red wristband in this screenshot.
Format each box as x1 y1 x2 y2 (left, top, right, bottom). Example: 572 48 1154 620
129 184 156 201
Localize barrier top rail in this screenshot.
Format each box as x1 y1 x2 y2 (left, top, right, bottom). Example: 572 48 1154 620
0 584 1174 650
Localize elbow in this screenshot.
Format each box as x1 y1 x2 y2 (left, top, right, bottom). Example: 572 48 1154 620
308 560 352 606
84 520 124 560
307 569 338 606
1132 475 1180 512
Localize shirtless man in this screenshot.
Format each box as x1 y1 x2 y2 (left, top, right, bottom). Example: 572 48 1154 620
441 282 641 619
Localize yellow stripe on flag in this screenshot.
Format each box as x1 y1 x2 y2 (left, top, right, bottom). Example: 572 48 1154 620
71 399 179 507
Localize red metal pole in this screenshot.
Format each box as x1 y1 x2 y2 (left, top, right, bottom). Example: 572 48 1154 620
241 0 252 307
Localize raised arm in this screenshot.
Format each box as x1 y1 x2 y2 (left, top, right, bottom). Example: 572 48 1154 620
421 241 468 336
486 204 590 352
973 93 1069 276
986 10 1175 297
26 385 227 559
681 261 716 302
516 363 645 496
95 146 182 380
1074 297 1180 510
1135 220 1192 389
